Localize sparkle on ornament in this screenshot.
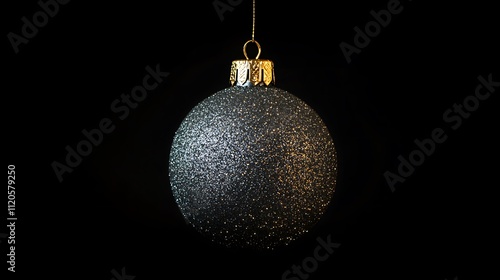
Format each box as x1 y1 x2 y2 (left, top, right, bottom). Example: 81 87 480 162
169 86 337 249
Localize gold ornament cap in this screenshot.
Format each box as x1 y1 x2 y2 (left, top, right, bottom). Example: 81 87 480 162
230 40 275 87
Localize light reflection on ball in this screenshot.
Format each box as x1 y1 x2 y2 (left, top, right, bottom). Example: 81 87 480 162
169 86 337 249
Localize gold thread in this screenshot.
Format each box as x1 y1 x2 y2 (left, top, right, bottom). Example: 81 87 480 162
252 0 255 41
229 1 276 87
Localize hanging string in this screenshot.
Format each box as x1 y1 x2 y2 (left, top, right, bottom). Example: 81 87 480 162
252 0 255 41
243 0 261 59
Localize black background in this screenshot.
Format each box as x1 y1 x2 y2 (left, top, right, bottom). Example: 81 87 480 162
3 0 499 279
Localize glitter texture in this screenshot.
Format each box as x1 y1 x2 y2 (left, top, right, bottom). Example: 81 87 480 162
169 86 337 249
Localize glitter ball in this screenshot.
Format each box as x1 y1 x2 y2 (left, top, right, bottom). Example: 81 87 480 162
169 86 337 249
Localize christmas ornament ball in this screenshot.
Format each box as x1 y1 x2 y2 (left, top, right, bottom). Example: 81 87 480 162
169 85 337 249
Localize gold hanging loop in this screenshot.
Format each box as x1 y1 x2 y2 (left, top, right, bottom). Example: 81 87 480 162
243 40 261 60
229 0 274 87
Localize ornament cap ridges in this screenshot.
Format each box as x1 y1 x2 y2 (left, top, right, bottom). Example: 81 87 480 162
230 40 275 87
229 59 275 87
